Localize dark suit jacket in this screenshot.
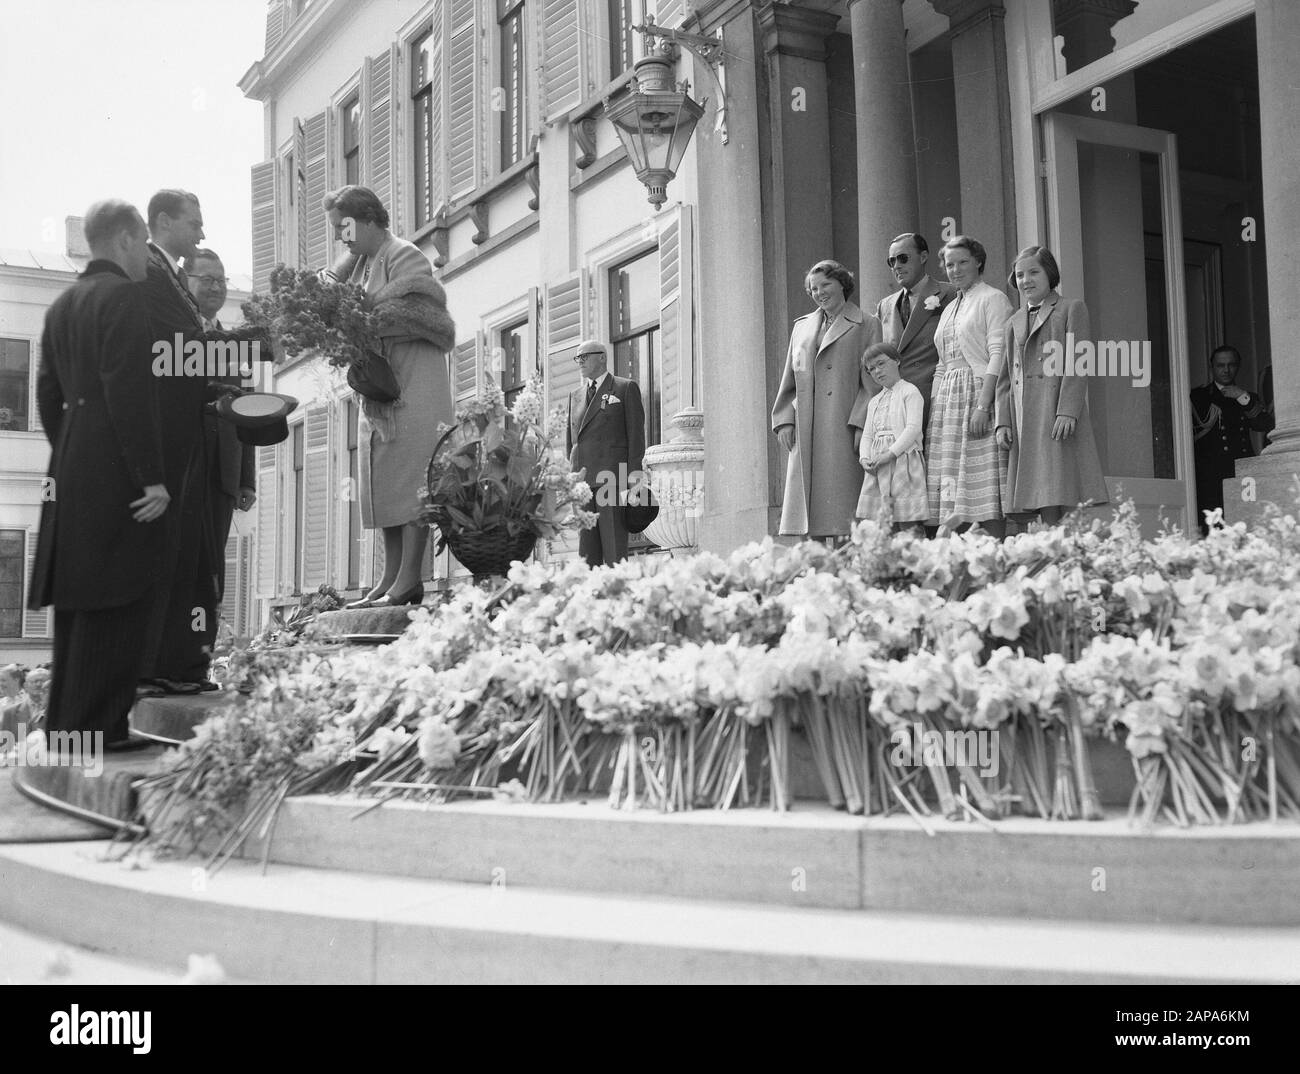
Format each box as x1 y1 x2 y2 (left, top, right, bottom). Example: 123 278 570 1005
1191 380 1273 481
204 318 256 497
30 261 166 610
851 275 956 434
567 373 646 498
141 242 208 486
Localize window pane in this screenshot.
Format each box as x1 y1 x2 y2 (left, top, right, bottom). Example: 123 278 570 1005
0 339 30 431
611 329 660 448
1048 0 1223 79
500 320 528 406
413 88 433 228
413 31 432 91
610 250 658 337
499 7 525 168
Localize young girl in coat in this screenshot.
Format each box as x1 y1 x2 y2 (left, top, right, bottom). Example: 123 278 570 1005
856 343 928 531
995 245 1108 524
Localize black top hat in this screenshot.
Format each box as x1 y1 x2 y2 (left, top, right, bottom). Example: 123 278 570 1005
623 489 659 534
214 391 299 446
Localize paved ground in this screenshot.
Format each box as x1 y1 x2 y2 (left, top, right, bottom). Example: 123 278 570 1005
0 918 187 985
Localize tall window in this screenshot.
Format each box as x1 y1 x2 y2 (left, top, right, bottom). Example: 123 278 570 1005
0 530 22 638
346 398 362 589
610 250 660 447
608 0 646 79
412 30 435 229
499 319 528 407
341 96 361 186
0 339 31 432
498 0 526 169
292 423 305 594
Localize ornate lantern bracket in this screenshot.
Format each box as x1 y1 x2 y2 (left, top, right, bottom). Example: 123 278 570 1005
633 22 729 144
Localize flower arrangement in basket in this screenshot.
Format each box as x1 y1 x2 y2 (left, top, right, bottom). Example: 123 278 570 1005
419 378 596 581
241 264 380 372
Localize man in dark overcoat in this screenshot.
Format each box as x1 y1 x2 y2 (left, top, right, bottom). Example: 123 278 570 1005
29 200 169 746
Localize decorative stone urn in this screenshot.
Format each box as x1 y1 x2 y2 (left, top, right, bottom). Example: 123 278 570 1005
642 407 704 554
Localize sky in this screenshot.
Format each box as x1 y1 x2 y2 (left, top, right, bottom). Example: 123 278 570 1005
0 0 268 276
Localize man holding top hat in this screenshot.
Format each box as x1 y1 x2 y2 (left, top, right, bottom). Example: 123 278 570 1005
566 339 649 568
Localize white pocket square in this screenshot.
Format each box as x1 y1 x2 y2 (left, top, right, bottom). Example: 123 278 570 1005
604 395 622 406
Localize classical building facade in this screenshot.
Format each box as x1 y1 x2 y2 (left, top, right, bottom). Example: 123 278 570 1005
239 0 1295 622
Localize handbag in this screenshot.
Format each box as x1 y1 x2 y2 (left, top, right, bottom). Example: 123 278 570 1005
347 348 401 403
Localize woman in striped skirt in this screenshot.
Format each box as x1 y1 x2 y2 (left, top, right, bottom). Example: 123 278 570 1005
926 236 1014 536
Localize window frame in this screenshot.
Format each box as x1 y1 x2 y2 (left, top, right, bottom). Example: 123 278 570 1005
0 528 24 640
0 336 34 434
608 248 662 449
496 0 527 173
340 92 362 188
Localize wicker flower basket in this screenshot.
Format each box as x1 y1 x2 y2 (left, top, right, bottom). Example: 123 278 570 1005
444 527 537 584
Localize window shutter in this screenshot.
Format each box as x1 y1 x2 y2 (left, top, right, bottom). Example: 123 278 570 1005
447 0 479 198
453 339 480 404
302 404 331 588
364 44 401 232
251 160 278 294
293 119 307 268
303 110 330 269
255 444 279 598
265 0 288 53
652 0 685 28
22 530 49 639
540 0 583 119
545 274 584 416
658 204 694 424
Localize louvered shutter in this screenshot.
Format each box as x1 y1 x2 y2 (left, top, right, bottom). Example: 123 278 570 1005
652 0 685 28
447 0 478 198
540 0 583 119
251 160 277 294
658 204 694 428
255 444 279 598
265 0 288 53
22 530 49 638
303 111 329 269
545 275 583 416
364 44 400 231
427 1 446 220
223 532 238 615
453 339 479 404
293 119 307 268
302 404 331 588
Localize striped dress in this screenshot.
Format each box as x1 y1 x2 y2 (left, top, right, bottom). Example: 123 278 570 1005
926 292 1007 527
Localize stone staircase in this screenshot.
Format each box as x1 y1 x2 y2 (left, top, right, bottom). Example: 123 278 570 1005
4 608 1299 984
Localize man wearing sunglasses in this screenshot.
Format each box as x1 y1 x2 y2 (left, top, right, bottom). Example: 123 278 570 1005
851 233 955 452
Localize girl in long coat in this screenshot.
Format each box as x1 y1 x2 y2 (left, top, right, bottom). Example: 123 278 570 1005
771 259 882 538
995 245 1108 522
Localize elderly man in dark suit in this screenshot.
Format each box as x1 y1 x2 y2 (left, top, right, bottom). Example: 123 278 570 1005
1191 344 1273 532
851 233 956 452
29 200 169 748
566 340 646 568
185 247 256 674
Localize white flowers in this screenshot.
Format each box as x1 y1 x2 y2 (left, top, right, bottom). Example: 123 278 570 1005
416 718 460 770
924 295 942 311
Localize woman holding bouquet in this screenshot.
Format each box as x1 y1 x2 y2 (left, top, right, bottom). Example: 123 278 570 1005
323 185 456 607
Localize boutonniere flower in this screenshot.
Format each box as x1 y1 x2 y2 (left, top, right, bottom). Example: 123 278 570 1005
602 394 620 410
924 295 942 311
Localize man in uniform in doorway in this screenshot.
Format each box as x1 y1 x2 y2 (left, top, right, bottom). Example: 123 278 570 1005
1190 343 1273 533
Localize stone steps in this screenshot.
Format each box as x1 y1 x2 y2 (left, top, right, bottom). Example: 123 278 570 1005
2 840 1295 985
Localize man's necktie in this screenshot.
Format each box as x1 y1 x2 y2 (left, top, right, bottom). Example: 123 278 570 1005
899 291 912 325
177 265 189 291
587 379 598 402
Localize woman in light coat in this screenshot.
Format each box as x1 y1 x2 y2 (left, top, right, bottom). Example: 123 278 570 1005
325 185 456 607
926 236 1014 536
771 259 882 539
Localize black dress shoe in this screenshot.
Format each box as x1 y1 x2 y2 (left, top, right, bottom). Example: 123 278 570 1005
368 584 424 608
143 677 201 696
344 595 377 609
185 680 221 692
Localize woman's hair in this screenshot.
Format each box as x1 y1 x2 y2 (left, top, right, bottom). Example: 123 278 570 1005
321 185 390 229
0 664 25 689
805 259 855 301
862 342 903 369
1009 244 1061 290
941 235 987 273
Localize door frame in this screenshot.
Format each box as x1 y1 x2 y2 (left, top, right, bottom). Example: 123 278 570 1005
1044 111 1198 534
